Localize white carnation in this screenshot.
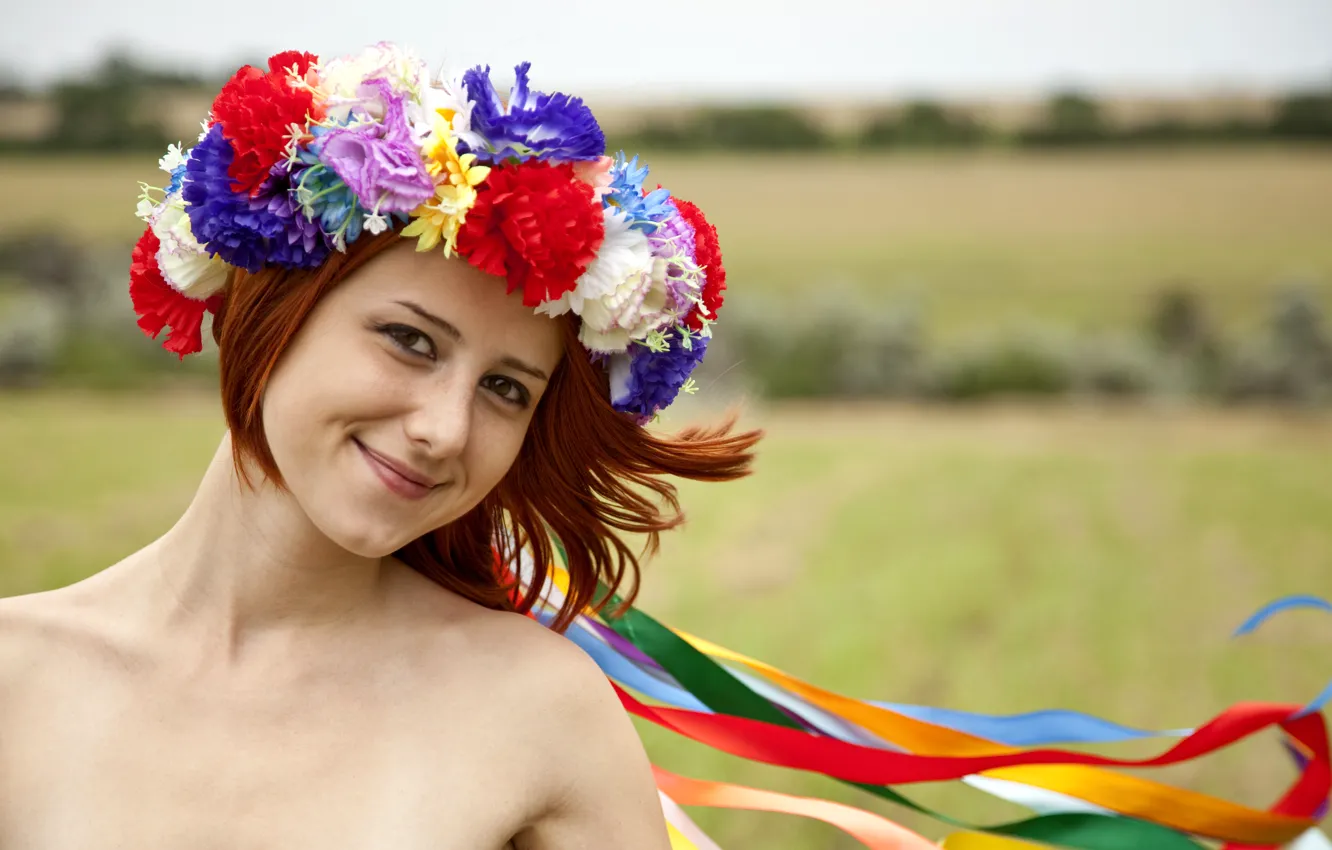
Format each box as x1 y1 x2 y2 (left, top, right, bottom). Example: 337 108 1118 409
536 208 650 319
577 257 674 354
321 42 429 96
320 42 430 122
151 201 228 298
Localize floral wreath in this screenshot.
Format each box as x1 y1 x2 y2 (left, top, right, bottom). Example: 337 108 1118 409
130 42 727 423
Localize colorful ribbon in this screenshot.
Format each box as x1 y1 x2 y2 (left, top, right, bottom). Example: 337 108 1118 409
654 765 939 849
513 552 1330 849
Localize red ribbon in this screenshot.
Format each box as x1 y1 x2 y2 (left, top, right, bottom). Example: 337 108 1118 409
616 682 1330 840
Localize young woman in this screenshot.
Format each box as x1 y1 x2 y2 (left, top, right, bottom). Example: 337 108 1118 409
0 44 751 849
0 42 1325 850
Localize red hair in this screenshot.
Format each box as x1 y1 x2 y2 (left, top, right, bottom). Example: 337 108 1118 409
211 229 762 633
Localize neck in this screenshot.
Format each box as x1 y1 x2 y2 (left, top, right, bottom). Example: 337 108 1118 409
128 432 393 664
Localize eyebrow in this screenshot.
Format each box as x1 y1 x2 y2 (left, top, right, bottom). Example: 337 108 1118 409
396 299 462 342
393 299 551 383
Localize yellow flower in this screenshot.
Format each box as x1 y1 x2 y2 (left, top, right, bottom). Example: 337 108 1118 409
423 113 490 189
405 118 491 256
401 183 480 256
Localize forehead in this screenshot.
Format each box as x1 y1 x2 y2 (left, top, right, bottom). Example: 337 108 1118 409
336 241 565 365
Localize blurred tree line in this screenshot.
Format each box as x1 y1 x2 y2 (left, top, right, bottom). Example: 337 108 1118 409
3 230 1331 406
704 282 1332 407
0 53 226 153
0 54 1329 154
617 89 1332 152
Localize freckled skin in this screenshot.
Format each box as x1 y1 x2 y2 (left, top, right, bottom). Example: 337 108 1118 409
0 243 673 850
259 242 564 559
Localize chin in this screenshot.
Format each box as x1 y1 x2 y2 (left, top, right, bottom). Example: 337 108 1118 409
302 485 421 558
294 452 476 559
323 515 417 559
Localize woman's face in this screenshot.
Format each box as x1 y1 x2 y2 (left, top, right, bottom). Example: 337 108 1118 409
261 241 565 557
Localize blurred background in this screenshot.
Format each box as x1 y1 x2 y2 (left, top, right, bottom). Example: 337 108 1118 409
1 1 1330 845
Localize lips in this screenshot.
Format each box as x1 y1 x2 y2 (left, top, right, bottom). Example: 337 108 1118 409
353 438 438 500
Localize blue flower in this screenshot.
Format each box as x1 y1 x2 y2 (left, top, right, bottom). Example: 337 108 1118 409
458 62 605 164
166 162 187 195
292 156 364 248
182 125 329 272
611 329 710 419
605 152 674 232
284 121 371 248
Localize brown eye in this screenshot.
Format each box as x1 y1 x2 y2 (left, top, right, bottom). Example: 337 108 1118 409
483 375 530 407
380 323 435 358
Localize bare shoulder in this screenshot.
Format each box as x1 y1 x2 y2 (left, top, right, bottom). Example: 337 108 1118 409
0 571 135 688
0 589 76 672
440 603 651 753
457 613 672 850
385 561 608 700
436 603 619 726
0 587 93 725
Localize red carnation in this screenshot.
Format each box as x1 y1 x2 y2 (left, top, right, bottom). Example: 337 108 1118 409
674 198 726 331
457 161 605 307
129 227 222 359
210 50 322 196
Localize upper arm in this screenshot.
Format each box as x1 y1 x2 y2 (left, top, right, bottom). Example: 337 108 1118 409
511 634 672 850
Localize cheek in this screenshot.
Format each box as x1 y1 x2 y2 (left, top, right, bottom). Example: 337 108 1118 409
272 337 399 422
467 417 531 492
262 338 380 473
261 365 318 461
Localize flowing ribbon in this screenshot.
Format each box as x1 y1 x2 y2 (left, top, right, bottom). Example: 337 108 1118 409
615 682 1326 837
1233 595 1332 719
514 552 1330 848
653 765 940 849
601 584 1327 843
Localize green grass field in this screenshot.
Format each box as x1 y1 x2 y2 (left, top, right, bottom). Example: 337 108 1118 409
3 148 1331 339
2 391 1328 845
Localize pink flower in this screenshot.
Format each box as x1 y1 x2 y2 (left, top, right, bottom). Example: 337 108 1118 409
573 156 615 200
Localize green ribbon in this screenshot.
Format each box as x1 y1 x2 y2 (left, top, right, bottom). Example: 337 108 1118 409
595 580 1207 850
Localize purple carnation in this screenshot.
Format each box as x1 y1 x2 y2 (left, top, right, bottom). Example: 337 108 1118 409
256 162 329 258
644 201 701 311
183 125 329 272
649 202 697 261
360 78 414 144
459 62 605 163
610 330 710 420
318 130 433 214
317 78 433 214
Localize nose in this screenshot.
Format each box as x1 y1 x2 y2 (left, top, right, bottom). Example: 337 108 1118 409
401 372 474 463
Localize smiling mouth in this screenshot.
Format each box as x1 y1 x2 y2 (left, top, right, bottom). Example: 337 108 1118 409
353 438 439 500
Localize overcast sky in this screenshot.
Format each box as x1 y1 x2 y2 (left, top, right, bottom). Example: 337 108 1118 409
4 0 1331 99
